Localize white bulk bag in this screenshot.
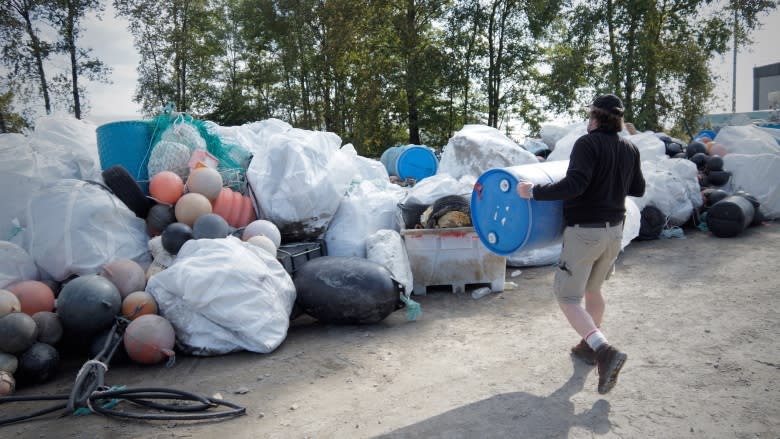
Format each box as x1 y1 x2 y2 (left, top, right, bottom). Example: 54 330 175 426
146 237 296 355
22 180 150 281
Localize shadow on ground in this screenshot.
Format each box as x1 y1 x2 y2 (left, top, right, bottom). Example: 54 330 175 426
375 357 612 438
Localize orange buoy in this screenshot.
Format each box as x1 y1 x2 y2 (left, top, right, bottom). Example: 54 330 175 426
225 190 242 227
236 194 256 228
123 314 175 365
149 171 185 205
100 259 146 299
122 291 158 320
211 187 233 222
708 142 729 157
8 281 55 316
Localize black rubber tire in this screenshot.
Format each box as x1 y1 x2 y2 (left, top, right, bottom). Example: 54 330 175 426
101 165 152 218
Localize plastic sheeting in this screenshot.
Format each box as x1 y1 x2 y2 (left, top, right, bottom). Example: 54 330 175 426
366 229 414 297
146 237 296 356
723 153 780 219
438 125 537 180
0 117 102 241
0 241 39 288
325 180 406 258
631 158 702 226
245 128 355 240
21 179 150 281
715 125 780 156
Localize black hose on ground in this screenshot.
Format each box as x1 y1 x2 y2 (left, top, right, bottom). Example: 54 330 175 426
0 318 246 427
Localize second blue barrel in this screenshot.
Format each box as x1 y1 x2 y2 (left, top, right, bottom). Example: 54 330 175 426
380 144 438 182
471 160 568 255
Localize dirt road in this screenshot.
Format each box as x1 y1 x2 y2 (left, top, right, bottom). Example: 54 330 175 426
3 222 779 438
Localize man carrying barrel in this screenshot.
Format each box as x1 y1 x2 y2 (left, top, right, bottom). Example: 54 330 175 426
516 94 645 394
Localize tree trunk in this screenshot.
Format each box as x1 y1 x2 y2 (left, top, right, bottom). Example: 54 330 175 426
19 3 52 114
405 0 420 145
65 0 81 119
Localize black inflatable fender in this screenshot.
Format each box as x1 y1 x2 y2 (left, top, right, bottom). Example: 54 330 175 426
293 256 406 324
101 165 153 218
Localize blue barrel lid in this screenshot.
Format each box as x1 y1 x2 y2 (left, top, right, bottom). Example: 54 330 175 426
471 164 566 255
470 168 534 255
396 145 438 182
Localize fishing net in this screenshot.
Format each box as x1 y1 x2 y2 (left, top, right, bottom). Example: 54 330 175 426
146 111 253 194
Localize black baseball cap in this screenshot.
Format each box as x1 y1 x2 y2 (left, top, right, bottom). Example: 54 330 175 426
588 94 624 116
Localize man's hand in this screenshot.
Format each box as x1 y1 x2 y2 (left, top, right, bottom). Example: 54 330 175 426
517 181 534 199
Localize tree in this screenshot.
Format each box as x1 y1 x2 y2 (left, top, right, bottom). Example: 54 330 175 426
115 0 222 116
0 0 55 115
46 0 110 119
540 0 776 134
0 86 32 133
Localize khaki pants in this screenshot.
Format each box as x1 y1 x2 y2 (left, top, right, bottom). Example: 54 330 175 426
553 223 623 304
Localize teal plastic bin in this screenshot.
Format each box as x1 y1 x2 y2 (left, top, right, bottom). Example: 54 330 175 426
96 120 155 193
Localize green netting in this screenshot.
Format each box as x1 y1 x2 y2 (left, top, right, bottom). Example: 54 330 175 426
148 112 253 193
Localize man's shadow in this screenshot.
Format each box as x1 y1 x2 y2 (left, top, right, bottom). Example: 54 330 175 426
375 356 612 438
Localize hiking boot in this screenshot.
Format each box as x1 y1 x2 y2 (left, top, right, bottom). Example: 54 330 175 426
570 339 597 365
596 344 627 394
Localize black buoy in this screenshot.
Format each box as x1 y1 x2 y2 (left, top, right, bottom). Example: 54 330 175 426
193 213 230 239
146 203 177 237
690 152 708 170
707 195 755 238
673 152 687 159
17 342 59 385
686 141 707 158
705 155 724 172
56 275 122 337
705 170 731 187
161 222 193 254
0 312 38 354
31 311 63 345
702 188 729 208
293 256 405 324
665 142 683 157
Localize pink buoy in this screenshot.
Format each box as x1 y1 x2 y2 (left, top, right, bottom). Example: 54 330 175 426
100 259 146 299
8 281 55 316
123 314 176 365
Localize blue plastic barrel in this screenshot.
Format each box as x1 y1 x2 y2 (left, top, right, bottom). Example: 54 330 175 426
380 144 438 182
694 129 717 142
96 120 155 193
471 160 568 255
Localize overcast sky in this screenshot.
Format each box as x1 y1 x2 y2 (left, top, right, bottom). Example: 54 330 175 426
80 5 780 126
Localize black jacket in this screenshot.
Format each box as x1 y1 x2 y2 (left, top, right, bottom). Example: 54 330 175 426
533 129 645 226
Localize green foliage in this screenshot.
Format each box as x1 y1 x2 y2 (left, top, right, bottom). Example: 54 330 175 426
7 0 777 148
0 88 32 133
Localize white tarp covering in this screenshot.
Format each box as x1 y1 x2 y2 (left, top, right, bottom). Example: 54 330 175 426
438 124 537 180
245 128 355 239
723 153 780 219
146 237 295 356
21 179 150 281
